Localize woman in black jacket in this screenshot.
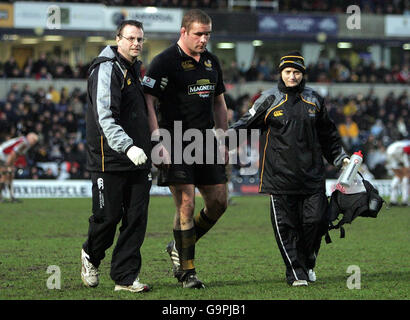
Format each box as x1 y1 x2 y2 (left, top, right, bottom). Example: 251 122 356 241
230 52 349 286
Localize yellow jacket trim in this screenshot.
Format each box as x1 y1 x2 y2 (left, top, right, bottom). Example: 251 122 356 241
300 95 319 111
259 127 271 192
100 135 105 172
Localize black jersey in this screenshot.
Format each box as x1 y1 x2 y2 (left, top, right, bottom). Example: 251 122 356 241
142 43 225 131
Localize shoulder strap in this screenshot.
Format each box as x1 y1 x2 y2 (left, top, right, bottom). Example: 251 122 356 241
326 222 345 244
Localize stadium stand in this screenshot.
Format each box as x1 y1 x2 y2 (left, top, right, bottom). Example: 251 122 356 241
0 1 408 14
0 1 408 190
0 80 407 181
1 51 409 85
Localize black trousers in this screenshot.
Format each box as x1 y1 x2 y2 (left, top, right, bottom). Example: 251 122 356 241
269 192 328 284
83 170 151 285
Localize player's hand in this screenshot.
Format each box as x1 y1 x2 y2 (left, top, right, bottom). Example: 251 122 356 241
160 77 168 91
218 145 229 165
153 142 171 169
126 146 147 166
215 130 229 165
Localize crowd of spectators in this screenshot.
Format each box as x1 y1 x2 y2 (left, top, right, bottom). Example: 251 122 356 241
221 55 410 85
0 83 88 180
1 34 409 182
0 53 90 80
1 1 408 191
0 76 408 182
3 0 409 14
278 0 410 15
322 89 408 178
2 51 409 86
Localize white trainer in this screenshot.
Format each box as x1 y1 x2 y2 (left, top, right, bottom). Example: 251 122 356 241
114 278 151 293
308 269 317 282
81 249 99 288
292 280 308 287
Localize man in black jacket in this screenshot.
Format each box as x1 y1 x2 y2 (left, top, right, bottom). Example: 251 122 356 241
230 52 349 286
81 20 152 293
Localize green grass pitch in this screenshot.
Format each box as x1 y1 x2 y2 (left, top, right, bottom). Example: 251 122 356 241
0 195 409 300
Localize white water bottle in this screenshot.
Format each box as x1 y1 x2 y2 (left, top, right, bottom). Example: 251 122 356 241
338 150 363 187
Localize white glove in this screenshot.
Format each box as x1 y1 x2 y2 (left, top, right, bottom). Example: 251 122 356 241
160 77 168 91
126 146 147 166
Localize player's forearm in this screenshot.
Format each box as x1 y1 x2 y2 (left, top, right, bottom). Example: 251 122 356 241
145 94 160 135
213 95 228 131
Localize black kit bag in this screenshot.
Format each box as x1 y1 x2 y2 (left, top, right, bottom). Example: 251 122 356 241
325 172 385 243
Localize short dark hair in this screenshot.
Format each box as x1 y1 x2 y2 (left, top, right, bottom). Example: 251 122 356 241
181 9 211 31
116 20 144 37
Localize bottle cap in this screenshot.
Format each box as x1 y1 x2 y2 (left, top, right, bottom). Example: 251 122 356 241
354 150 363 158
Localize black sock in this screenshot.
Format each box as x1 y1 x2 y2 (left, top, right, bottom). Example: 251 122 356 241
194 208 217 242
173 228 196 271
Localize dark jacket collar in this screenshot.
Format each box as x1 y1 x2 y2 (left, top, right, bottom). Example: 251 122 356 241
88 45 141 77
175 42 208 61
278 77 306 95
112 46 142 78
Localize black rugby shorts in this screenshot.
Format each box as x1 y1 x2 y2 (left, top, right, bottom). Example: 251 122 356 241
157 163 227 186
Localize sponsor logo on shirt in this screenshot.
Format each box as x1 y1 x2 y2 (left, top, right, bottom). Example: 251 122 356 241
142 76 156 88
97 178 104 190
204 59 212 70
182 60 196 71
97 177 104 209
273 110 283 117
188 79 215 98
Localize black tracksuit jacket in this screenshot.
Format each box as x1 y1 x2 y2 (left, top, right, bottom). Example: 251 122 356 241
230 79 348 195
86 46 152 172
